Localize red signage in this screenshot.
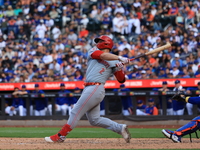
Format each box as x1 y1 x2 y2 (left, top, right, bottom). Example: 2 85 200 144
0 78 199 91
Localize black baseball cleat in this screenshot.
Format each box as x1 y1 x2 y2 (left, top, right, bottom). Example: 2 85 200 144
172 93 186 102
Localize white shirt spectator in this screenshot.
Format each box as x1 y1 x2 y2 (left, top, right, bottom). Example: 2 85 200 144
101 6 112 15
49 61 60 72
33 57 40 66
114 3 125 15
52 26 61 39
68 32 78 41
171 67 180 77
133 1 141 8
118 40 131 51
90 6 98 18
43 53 53 64
36 23 47 39
133 17 141 34
112 15 123 33
151 7 157 16
80 14 89 28
37 3 46 12
55 43 65 51
16 18 24 26
121 16 129 35
45 19 54 28
0 40 6 51
23 7 30 15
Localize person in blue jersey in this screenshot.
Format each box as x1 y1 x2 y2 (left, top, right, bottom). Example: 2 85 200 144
185 82 200 115
48 83 69 116
172 80 186 115
136 100 148 115
162 93 200 143
153 81 173 115
10 87 26 116
32 83 48 116
113 84 133 116
18 85 32 116
68 87 80 116
145 98 158 115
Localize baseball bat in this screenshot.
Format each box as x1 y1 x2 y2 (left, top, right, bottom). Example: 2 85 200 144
130 42 171 61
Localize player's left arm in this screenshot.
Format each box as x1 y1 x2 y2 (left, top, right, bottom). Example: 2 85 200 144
113 62 126 83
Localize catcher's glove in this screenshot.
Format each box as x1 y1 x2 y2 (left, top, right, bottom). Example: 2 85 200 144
172 93 186 102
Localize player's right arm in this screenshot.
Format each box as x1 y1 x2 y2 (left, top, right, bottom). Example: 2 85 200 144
90 48 129 64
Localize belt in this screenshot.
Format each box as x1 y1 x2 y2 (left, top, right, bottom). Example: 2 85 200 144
84 82 102 86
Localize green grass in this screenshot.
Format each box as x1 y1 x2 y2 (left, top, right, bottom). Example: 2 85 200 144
0 128 199 150
0 127 196 139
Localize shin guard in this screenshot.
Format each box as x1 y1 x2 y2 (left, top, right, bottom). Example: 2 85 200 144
175 116 200 142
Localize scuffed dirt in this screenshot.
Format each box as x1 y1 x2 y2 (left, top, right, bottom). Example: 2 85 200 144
0 138 200 149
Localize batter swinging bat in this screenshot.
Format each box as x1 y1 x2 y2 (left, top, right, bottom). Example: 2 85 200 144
130 42 171 61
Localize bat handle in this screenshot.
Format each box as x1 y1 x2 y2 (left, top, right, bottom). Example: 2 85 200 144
130 54 145 61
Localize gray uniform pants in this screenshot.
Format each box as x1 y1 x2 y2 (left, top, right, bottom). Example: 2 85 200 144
67 84 123 134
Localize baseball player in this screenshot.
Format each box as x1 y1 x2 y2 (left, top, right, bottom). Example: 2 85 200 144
162 93 200 143
45 35 131 143
113 84 133 116
153 81 173 115
32 84 48 116
48 83 70 116
9 87 26 116
145 98 158 115
18 85 32 115
68 87 79 116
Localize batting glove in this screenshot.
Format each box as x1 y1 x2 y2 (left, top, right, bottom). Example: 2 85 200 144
115 62 124 71
118 56 130 64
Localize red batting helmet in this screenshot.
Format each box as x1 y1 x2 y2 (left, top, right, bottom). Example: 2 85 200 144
94 35 113 50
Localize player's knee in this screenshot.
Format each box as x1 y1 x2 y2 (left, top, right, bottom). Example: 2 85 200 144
89 118 99 126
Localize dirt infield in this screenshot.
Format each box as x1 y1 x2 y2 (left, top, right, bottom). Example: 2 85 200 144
0 138 200 149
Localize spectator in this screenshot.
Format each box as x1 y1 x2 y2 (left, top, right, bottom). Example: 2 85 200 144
114 3 125 15
49 6 58 19
6 5 14 17
52 25 61 40
35 20 47 39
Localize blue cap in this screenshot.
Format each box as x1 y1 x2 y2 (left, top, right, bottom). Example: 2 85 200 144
60 83 65 87
194 60 198 64
175 80 180 84
160 67 165 71
162 81 167 85
137 100 143 104
148 98 154 102
35 84 39 87
120 84 125 88
22 85 26 88
178 71 184 75
74 87 80 90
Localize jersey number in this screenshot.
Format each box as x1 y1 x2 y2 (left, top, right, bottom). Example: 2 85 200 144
99 68 105 74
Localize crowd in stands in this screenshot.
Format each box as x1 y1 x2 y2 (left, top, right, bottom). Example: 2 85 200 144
0 0 199 83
